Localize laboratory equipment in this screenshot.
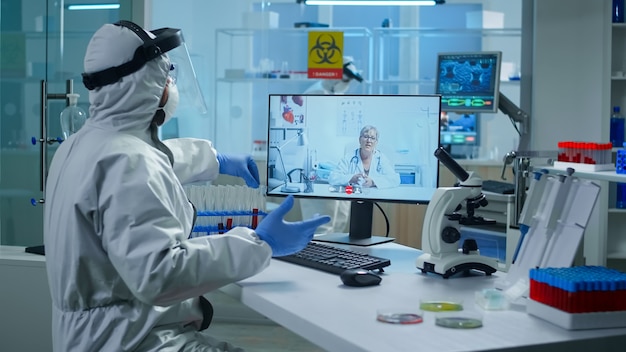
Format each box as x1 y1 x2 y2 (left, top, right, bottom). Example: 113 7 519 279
497 169 601 298
376 310 423 325
60 93 87 139
415 147 498 279
435 51 502 114
420 299 463 312
480 179 515 194
274 241 391 275
527 266 626 330
435 311 483 329
436 51 534 230
266 94 441 246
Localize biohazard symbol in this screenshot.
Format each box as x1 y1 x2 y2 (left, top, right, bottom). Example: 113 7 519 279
309 34 342 65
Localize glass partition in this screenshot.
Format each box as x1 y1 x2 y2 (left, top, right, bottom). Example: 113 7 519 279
0 1 123 246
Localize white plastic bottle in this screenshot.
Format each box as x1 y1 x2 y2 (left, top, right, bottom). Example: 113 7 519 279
60 93 87 140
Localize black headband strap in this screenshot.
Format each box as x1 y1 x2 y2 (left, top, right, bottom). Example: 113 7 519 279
82 21 182 90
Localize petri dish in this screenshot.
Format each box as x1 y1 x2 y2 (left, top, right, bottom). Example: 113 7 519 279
435 311 483 329
376 308 424 325
419 299 463 312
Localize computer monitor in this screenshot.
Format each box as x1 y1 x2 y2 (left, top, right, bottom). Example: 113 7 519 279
266 94 441 246
440 111 479 158
435 51 502 114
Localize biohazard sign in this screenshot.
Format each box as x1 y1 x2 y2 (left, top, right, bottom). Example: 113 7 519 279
307 31 344 79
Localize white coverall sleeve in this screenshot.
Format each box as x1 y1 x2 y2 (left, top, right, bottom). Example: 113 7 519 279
99 151 271 307
163 137 220 184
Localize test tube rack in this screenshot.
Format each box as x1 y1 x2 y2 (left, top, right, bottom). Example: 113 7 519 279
527 266 626 330
192 209 267 236
554 141 615 172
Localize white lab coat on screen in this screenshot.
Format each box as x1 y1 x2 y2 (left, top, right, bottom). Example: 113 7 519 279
329 148 401 189
44 24 271 352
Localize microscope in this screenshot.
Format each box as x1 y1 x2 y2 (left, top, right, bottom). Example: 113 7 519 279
416 147 499 279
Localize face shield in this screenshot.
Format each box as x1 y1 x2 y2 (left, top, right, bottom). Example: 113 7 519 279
82 20 207 115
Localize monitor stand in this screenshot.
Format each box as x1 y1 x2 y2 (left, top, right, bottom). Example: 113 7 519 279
313 200 395 247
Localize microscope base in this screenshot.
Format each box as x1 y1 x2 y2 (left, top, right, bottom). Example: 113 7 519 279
416 252 498 279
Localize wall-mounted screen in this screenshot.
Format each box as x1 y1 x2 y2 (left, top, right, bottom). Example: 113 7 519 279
435 51 502 114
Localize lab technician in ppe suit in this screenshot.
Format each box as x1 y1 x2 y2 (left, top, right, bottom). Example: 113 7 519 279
44 20 329 352
299 56 363 234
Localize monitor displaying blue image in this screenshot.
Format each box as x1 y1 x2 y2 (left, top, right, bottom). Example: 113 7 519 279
436 51 502 114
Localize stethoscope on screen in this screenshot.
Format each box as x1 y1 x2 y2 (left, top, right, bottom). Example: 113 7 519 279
349 149 382 174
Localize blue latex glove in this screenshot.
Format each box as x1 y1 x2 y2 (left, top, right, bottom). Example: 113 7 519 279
217 153 260 188
255 195 331 257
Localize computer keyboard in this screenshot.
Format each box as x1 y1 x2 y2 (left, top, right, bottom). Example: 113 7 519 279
481 180 516 194
275 241 391 275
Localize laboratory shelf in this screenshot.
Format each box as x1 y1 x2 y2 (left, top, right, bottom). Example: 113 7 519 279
372 27 522 39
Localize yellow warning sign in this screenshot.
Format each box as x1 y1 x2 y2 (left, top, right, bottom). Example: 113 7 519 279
308 31 344 79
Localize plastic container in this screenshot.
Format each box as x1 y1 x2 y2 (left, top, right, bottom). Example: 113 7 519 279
617 183 626 209
610 106 625 148
614 0 625 23
60 93 87 140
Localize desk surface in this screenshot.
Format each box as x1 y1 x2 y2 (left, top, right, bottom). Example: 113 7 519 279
226 243 626 352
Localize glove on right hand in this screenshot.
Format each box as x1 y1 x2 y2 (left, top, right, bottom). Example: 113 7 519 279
255 195 331 257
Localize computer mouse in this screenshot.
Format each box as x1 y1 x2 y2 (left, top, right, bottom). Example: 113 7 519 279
340 269 382 287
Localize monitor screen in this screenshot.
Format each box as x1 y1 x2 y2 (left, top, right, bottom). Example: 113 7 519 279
435 51 502 114
440 112 478 146
266 94 441 245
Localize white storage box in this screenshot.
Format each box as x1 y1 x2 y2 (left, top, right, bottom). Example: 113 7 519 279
242 11 279 29
527 300 626 330
466 11 504 29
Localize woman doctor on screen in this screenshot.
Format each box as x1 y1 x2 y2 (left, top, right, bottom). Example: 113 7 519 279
44 21 329 352
329 125 401 189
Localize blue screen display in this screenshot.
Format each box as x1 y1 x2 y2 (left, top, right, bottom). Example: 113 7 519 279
436 52 501 114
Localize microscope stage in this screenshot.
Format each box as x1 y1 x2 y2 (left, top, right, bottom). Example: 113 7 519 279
416 252 498 279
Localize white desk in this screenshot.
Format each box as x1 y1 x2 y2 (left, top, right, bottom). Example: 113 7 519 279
0 246 52 351
223 243 626 352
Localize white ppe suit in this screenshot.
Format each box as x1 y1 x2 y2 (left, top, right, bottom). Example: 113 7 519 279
44 23 272 351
